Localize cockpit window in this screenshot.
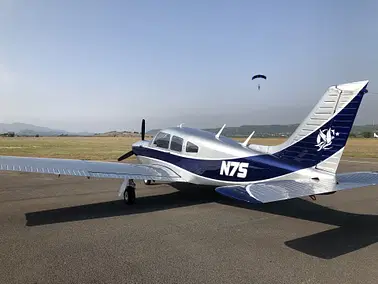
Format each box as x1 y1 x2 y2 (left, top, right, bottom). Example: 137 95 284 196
170 136 183 152
186 141 199 153
153 132 171 149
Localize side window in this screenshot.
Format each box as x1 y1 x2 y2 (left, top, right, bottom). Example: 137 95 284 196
170 136 183 152
153 132 171 149
186 141 199 153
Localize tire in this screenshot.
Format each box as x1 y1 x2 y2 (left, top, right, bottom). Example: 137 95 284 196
124 186 136 205
143 179 152 185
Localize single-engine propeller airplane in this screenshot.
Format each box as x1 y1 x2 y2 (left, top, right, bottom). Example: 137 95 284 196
1 80 377 205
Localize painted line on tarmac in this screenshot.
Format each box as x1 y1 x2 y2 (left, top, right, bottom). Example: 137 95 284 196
342 159 378 165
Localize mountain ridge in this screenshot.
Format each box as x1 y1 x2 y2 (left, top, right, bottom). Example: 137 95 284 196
0 123 93 136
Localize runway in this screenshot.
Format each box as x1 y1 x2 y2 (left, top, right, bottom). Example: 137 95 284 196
1 160 378 284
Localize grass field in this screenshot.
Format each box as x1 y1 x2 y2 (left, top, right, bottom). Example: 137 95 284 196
0 136 377 161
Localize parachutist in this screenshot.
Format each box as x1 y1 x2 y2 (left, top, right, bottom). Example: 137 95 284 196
252 74 266 91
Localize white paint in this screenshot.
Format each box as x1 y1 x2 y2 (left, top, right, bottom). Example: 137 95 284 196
220 161 249 178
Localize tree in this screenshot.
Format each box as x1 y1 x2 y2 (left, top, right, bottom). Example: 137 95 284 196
362 131 372 138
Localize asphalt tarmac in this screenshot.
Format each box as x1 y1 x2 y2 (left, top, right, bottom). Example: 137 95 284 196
1 159 378 284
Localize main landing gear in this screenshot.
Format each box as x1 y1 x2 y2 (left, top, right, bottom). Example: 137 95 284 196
119 179 136 205
119 179 157 206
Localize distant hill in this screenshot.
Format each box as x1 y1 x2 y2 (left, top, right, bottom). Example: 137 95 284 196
0 123 66 135
205 124 298 137
0 123 93 137
146 124 378 138
94 131 147 137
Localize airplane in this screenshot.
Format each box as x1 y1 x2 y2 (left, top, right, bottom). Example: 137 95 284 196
374 133 378 138
1 80 378 206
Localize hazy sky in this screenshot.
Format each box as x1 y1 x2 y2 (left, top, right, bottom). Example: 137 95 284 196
1 0 378 132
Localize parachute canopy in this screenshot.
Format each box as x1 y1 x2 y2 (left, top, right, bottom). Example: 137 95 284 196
251 74 267 80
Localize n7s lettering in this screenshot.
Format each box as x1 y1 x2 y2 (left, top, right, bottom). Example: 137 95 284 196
220 161 249 178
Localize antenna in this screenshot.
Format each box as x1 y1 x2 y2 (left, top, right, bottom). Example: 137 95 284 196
242 131 255 147
215 124 226 139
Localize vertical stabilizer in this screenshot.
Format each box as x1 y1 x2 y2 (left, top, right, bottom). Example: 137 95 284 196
268 80 369 174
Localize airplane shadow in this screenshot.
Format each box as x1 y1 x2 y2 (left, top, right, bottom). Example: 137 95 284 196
25 183 217 226
227 198 378 259
25 182 378 259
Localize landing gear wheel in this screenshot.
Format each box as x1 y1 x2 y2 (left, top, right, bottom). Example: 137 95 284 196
124 186 136 205
144 179 152 185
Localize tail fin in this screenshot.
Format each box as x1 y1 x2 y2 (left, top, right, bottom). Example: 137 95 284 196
269 80 369 174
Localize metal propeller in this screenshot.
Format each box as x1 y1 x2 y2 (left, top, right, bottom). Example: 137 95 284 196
141 118 145 141
117 119 146 162
117 150 134 162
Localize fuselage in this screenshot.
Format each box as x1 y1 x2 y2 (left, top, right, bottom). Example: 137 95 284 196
131 127 321 186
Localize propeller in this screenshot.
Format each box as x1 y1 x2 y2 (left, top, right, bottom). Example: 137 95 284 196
141 118 145 141
117 150 134 161
117 119 146 162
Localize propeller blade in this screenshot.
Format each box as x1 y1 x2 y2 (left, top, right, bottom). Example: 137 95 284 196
118 119 145 161
141 119 145 140
117 150 134 162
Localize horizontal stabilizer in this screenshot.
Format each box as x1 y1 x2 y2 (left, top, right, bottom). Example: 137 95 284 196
336 172 378 190
216 172 378 204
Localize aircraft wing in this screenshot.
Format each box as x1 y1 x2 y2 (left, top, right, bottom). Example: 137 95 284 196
215 172 378 204
0 156 184 182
